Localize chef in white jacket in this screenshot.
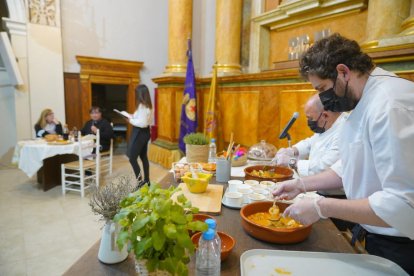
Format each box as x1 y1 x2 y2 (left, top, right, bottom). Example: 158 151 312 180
272 33 414 274
274 94 347 179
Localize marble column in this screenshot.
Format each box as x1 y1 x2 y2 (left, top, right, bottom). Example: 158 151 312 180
164 0 193 75
362 0 410 48
399 0 414 36
215 0 243 75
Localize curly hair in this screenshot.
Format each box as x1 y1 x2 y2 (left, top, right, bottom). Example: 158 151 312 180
299 33 374 81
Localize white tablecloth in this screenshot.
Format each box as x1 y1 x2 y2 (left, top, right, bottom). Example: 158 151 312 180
14 139 94 178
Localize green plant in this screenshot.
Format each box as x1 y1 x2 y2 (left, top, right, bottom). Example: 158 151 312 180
183 132 209 145
114 184 208 276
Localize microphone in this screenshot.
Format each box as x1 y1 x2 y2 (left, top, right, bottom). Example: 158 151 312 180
279 112 299 139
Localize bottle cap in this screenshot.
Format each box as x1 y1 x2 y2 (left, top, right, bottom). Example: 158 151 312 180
202 228 215 241
211 138 215 143
205 219 216 229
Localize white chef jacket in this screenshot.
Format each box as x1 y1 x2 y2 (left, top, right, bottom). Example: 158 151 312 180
129 104 152 128
331 67 414 239
294 113 348 177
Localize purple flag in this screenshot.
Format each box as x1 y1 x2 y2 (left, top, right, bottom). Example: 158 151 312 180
179 39 197 153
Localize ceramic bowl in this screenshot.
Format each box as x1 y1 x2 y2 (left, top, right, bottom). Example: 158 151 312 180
191 231 236 261
228 179 243 192
244 165 293 182
240 201 312 244
181 172 213 193
243 180 259 187
189 214 216 236
247 193 266 203
225 192 243 206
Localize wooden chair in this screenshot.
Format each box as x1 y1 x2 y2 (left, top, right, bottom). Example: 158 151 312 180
61 130 101 197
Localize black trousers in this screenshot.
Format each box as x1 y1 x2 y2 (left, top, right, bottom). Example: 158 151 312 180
127 127 150 182
365 232 414 275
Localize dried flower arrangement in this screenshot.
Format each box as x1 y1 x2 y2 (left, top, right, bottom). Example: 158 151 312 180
89 174 140 222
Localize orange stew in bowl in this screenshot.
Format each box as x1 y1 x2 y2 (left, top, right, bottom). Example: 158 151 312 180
251 170 285 179
247 212 302 228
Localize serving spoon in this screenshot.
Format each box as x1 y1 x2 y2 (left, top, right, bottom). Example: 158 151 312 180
268 198 281 221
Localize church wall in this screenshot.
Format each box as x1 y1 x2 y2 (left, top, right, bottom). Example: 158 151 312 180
0 71 17 158
60 0 169 101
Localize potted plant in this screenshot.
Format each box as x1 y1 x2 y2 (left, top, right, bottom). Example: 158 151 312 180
114 183 208 276
183 132 210 163
89 174 139 264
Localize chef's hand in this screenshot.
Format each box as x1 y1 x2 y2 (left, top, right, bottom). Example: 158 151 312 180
275 154 291 167
272 178 304 200
283 197 324 225
277 147 295 157
91 125 98 134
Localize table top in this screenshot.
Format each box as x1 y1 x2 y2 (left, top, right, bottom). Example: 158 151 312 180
64 173 355 276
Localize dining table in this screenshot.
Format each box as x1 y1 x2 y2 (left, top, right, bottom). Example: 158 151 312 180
12 138 94 191
63 172 355 276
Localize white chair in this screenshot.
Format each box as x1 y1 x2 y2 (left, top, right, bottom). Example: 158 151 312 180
100 137 113 176
61 130 101 197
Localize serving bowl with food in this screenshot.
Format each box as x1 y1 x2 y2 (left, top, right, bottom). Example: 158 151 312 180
244 165 293 182
172 162 202 182
240 201 312 244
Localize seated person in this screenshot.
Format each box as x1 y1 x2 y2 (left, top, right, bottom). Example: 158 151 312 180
274 94 347 195
34 108 63 137
81 106 114 152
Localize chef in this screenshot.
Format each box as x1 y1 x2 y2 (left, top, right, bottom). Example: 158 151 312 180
272 33 414 274
274 94 347 180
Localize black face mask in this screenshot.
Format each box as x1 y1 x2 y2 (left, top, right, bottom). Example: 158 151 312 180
307 112 326 134
319 78 356 112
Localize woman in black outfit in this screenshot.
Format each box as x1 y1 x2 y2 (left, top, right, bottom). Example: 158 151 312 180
126 85 152 183
34 108 63 137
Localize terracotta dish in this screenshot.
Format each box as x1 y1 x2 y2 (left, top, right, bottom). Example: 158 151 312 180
244 165 293 182
191 231 235 261
240 201 312 244
189 214 216 236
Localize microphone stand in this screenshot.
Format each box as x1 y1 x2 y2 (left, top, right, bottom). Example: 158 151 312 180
285 132 292 148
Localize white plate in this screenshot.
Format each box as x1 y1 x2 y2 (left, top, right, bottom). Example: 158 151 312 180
241 249 408 276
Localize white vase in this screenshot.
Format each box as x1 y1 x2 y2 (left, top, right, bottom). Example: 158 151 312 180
98 220 128 264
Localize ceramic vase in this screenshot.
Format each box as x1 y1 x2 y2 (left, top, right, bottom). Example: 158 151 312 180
98 220 128 264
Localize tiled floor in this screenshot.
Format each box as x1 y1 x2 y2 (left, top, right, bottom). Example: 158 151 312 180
0 155 169 276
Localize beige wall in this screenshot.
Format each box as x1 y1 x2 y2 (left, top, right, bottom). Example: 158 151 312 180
60 0 169 99
27 23 66 130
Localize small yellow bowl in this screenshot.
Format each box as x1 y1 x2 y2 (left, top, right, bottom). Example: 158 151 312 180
182 172 213 193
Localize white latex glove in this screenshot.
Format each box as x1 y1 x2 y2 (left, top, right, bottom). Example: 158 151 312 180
272 178 304 200
275 153 291 167
283 197 323 225
277 147 295 157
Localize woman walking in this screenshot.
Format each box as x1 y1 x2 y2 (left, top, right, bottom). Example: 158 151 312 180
127 84 152 184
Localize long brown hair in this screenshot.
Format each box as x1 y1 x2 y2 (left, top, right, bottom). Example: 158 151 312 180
136 84 152 109
36 108 53 128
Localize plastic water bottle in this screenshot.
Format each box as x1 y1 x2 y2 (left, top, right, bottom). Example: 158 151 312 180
196 229 220 276
205 219 221 254
208 138 217 164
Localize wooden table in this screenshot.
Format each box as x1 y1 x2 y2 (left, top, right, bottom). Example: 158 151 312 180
64 173 355 276
37 154 78 191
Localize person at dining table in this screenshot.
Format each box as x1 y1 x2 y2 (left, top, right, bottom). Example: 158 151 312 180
34 108 63 137
272 33 414 274
81 106 114 152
